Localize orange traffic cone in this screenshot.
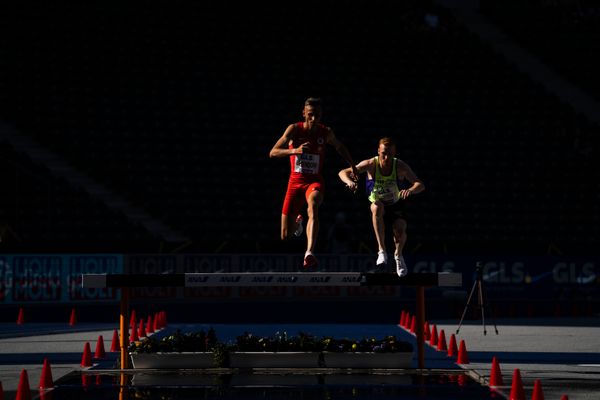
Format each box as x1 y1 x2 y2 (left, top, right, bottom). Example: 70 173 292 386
110 329 120 352
81 342 92 367
437 329 447 352
509 369 525 400
17 307 25 325
69 308 77 326
456 339 469 364
94 335 106 359
429 324 438 347
16 369 32 400
39 358 54 389
532 379 545 400
489 356 504 387
447 333 458 357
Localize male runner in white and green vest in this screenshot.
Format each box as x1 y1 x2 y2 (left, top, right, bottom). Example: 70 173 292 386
338 137 424 276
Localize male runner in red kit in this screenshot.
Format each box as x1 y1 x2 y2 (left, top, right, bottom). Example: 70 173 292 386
269 97 357 268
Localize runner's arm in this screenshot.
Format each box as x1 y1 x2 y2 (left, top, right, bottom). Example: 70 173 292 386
326 128 358 179
339 159 373 193
269 124 303 158
397 160 425 199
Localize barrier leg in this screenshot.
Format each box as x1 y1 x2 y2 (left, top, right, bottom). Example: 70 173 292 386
120 287 129 369
416 286 425 369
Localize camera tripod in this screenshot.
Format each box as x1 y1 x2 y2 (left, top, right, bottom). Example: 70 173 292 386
456 262 498 335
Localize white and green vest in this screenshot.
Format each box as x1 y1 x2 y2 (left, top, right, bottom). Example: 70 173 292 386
367 156 400 205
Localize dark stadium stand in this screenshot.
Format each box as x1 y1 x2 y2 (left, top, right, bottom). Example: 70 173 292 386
1 0 598 255
480 0 600 103
0 140 159 252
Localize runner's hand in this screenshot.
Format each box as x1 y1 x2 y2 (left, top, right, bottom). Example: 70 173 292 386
350 165 359 182
399 189 412 199
297 142 311 154
346 181 358 194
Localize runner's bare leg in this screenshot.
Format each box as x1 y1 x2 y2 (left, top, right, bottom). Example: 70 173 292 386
392 218 407 257
306 190 323 253
370 201 386 252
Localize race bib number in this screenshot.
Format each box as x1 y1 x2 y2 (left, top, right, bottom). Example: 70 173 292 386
373 183 400 205
294 153 320 174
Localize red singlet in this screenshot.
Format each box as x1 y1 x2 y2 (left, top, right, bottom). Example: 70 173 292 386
282 122 328 216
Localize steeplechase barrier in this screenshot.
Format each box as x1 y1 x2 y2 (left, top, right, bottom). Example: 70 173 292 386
82 271 462 369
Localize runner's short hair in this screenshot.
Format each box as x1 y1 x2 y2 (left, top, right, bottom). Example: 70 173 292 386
379 137 396 147
304 97 322 108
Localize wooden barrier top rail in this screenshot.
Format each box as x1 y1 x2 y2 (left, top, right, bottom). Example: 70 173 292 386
82 272 462 288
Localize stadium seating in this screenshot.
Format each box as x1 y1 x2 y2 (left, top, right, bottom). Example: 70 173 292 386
1 0 598 255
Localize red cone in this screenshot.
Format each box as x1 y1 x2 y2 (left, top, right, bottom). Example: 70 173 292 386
456 339 469 364
409 315 416 334
424 321 431 340
94 335 106 359
1 380 4 400
560 396 569 400
489 356 504 387
17 307 25 325
437 329 447 352
509 369 525 400
138 318 146 338
532 379 545 400
447 333 458 357
81 342 92 367
39 358 54 389
129 309 136 329
399 310 405 326
69 308 77 326
153 312 160 331
429 325 438 347
403 313 411 329
130 321 139 342
146 315 154 334
110 329 120 352
16 369 32 400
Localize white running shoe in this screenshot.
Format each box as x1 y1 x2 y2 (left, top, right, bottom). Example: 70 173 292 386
376 251 388 267
293 215 303 237
396 255 408 277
